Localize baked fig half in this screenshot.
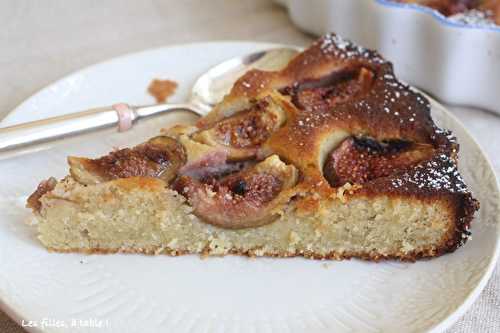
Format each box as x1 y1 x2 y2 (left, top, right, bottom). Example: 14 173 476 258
323 136 434 187
192 94 288 161
173 155 298 229
282 66 375 111
68 136 186 185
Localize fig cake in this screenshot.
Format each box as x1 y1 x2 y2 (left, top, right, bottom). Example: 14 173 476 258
27 34 479 261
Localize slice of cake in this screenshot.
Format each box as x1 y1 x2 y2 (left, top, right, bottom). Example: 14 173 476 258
26 34 479 261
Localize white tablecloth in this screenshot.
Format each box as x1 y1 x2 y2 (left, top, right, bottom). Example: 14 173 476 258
0 1 498 332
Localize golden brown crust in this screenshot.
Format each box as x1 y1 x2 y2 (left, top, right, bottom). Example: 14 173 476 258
26 177 57 212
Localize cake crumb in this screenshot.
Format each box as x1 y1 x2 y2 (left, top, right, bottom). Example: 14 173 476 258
148 79 178 103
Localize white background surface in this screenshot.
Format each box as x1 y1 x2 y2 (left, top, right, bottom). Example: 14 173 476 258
0 1 499 332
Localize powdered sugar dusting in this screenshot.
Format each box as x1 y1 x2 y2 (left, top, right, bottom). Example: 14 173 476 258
369 70 430 123
448 9 497 27
319 33 385 64
391 154 468 193
433 127 458 144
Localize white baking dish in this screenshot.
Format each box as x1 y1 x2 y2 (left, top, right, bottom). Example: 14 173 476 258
278 0 500 114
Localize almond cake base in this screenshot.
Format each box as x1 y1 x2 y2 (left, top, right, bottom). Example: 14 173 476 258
34 176 460 261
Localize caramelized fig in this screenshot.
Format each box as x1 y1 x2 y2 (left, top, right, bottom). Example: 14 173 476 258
192 94 288 160
147 136 186 182
173 155 298 229
323 136 434 187
283 66 375 110
69 136 186 185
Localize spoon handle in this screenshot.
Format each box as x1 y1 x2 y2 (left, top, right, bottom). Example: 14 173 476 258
0 103 199 153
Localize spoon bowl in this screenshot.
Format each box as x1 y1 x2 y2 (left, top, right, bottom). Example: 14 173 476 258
190 47 300 110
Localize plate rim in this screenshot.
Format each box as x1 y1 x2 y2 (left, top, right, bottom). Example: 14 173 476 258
422 97 500 333
1 41 499 333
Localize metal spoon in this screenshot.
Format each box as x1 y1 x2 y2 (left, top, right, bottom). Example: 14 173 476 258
0 47 299 153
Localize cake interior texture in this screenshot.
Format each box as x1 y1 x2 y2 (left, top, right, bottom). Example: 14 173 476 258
37 177 457 260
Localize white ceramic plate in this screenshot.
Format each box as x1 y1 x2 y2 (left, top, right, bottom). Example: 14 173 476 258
0 42 499 333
